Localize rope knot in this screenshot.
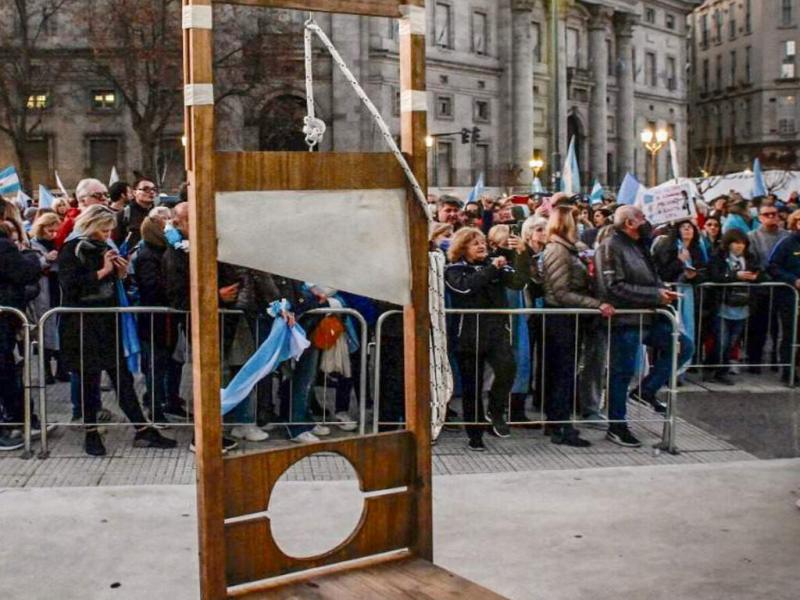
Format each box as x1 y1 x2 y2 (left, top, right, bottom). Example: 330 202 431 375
302 116 326 150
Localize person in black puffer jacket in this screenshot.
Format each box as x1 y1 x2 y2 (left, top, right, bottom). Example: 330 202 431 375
58 205 176 456
0 219 42 450
768 209 800 383
445 226 524 451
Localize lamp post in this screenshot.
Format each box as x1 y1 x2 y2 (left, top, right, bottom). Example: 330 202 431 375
641 127 669 187
529 157 545 191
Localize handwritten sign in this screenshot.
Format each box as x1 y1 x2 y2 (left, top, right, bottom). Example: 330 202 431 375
640 183 695 226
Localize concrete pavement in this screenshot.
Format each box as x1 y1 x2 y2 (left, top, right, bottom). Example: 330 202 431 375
1 459 799 600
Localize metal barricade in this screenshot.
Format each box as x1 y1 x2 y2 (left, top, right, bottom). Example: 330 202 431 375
685 281 798 386
374 307 682 453
36 305 368 456
0 306 33 457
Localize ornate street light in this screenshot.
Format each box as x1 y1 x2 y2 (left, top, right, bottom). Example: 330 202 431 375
641 127 669 187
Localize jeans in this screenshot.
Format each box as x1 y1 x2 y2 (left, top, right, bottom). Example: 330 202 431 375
278 347 319 438
543 314 580 423
608 318 693 422
708 316 746 375
0 351 23 425
76 365 147 426
746 290 780 366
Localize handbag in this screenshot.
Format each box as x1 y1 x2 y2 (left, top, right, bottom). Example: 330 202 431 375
310 315 345 350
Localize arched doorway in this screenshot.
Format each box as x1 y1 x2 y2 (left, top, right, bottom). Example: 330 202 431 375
258 95 309 151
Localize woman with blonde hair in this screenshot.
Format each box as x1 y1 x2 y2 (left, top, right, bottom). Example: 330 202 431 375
445 227 524 451
29 213 68 383
541 196 615 447
58 205 176 456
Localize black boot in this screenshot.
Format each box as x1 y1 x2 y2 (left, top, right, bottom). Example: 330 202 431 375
84 428 106 456
550 424 591 448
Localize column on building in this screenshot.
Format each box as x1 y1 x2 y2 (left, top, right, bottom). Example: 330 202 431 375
588 6 612 185
511 0 535 186
614 12 637 182
331 14 364 150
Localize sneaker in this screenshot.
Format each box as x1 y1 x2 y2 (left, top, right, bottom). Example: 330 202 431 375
629 390 667 414
291 431 320 444
311 424 331 437
164 401 189 420
189 435 238 454
0 433 24 452
490 413 511 438
334 412 357 432
84 430 106 456
467 438 486 452
133 427 177 449
582 413 608 430
97 408 115 423
230 424 269 442
551 426 591 448
712 373 735 386
606 424 642 448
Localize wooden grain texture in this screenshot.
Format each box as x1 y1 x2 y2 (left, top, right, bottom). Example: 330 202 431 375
225 492 414 585
184 1 228 599
399 0 434 562
222 432 415 518
215 152 407 191
212 0 403 18
230 557 510 599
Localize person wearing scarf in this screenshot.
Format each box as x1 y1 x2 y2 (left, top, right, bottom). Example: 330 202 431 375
58 205 176 456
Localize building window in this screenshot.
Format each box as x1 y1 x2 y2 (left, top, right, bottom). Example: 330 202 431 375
745 47 752 83
436 141 453 186
645 8 656 24
782 0 794 26
729 104 736 140
434 2 453 49
716 54 723 91
701 13 709 48
532 22 542 63
745 0 752 33
471 11 488 55
714 9 723 43
92 90 117 110
474 99 490 123
566 27 580 69
782 41 796 79
744 98 752 136
473 143 489 184
645 52 657 87
729 3 736 39
392 88 400 117
88 138 120 183
667 57 677 91
730 50 737 87
435 94 453 119
703 58 710 92
666 13 676 30
607 39 614 76
26 92 50 110
778 95 797 133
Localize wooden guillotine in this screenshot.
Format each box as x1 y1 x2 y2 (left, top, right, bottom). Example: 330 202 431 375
182 0 506 597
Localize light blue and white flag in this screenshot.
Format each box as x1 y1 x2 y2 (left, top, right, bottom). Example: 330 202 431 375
16 189 31 211
467 172 485 204
55 171 70 199
531 177 544 194
669 139 681 181
38 184 55 209
560 136 581 196
109 166 120 187
752 158 768 198
617 172 643 206
0 166 21 196
589 180 604 205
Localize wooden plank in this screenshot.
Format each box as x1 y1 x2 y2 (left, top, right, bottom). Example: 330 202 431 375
212 0 404 18
399 0 434 563
233 558 510 599
183 1 228 599
225 492 414 585
223 432 415 518
215 152 407 192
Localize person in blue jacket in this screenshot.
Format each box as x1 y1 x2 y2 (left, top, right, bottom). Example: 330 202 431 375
768 209 800 383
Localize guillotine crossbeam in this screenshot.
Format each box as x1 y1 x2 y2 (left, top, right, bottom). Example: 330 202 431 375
211 0 404 18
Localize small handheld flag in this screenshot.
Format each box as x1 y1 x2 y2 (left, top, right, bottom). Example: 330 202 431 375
39 185 55 209
669 139 681 181
531 177 544 194
467 173 485 204
752 158 767 198
55 171 70 199
589 180 604 205
109 166 120 187
617 173 643 206
0 166 21 196
560 136 581 196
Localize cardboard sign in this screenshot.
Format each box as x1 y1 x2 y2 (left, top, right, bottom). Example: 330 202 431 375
640 183 695 226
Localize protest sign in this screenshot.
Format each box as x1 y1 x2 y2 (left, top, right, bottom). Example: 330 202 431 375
640 183 695 226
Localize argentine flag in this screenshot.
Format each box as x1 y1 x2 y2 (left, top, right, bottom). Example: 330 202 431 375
560 136 581 196
617 172 643 206
39 185 55 209
0 166 21 196
467 173 485 204
752 158 768 198
589 180 604 205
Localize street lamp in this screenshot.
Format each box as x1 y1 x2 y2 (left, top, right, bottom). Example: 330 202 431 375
529 157 545 179
425 135 434 149
641 127 669 187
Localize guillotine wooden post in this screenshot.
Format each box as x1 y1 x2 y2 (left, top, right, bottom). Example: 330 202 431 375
183 1 506 597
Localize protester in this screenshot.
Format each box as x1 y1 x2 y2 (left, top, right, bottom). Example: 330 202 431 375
435 195 461 228
54 178 110 248
58 205 176 456
445 227 524 451
722 194 756 234
108 181 133 213
768 209 800 383
115 176 158 247
701 215 722 256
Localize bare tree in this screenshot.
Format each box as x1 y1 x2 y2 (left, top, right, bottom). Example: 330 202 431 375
0 0 68 192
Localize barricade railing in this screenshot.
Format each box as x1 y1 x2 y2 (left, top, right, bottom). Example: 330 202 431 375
0 306 34 458
375 307 682 454
36 306 368 456
676 281 798 385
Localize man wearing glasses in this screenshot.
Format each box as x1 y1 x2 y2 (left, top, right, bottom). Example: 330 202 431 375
54 178 112 248
115 177 158 247
746 204 790 372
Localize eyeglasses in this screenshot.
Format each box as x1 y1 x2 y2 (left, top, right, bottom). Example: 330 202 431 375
89 192 110 200
137 186 158 194
761 212 778 217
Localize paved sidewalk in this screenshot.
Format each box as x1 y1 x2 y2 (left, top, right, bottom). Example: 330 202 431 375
1 459 798 600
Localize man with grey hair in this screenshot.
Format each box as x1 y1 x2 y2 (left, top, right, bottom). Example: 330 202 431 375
54 178 110 248
595 205 691 447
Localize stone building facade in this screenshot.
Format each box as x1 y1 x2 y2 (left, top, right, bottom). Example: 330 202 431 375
689 0 800 173
0 0 698 194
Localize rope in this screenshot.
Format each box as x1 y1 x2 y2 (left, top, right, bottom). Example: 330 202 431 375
304 17 430 215
302 25 326 150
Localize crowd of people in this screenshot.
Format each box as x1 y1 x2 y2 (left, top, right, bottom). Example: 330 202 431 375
1 176 799 456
